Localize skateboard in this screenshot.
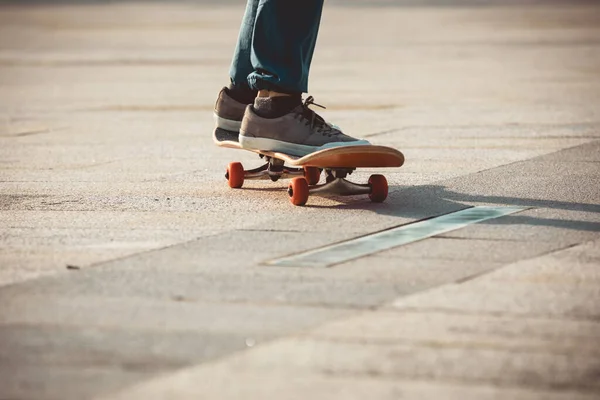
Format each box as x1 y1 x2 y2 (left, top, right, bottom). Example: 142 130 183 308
214 127 404 206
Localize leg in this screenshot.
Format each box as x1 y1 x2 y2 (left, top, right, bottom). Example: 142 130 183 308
229 0 260 93
216 0 323 131
248 0 324 94
237 1 369 155
217 0 370 155
213 0 260 136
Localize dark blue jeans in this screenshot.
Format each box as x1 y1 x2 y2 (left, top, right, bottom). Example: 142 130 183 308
229 0 324 94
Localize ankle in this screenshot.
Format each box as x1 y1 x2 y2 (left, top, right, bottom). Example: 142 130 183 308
257 90 293 98
253 93 302 119
227 83 257 104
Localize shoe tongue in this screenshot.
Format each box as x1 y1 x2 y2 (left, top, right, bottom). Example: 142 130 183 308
300 105 326 127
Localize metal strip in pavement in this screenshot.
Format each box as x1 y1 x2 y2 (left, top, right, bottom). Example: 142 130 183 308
266 206 526 268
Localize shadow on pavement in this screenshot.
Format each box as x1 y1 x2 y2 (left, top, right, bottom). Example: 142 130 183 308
307 184 600 233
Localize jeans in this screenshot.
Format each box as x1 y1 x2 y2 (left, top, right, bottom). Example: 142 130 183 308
229 0 324 94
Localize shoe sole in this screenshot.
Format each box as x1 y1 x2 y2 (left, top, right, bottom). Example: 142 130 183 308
239 134 370 157
213 113 242 132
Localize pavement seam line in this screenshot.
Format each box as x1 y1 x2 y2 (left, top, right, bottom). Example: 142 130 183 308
265 206 528 268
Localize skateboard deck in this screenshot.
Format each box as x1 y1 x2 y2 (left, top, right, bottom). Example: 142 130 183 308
214 128 404 168
214 127 404 206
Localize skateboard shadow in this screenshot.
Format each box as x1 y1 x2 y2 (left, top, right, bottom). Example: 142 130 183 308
306 184 600 233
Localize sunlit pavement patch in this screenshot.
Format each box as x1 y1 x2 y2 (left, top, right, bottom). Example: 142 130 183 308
266 206 527 268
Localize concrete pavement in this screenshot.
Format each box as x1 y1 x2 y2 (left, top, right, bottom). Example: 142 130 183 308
1 1 599 399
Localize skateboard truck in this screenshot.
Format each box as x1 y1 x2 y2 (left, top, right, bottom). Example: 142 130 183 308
225 161 304 182
305 168 372 197
286 167 387 206
225 156 312 183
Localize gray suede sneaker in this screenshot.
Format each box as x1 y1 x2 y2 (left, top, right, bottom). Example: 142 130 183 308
239 96 370 156
213 87 249 134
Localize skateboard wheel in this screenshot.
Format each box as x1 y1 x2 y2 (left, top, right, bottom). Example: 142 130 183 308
288 177 309 206
226 162 244 188
303 166 321 185
368 174 388 203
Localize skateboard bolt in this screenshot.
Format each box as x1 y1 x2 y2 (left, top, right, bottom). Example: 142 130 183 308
287 187 293 197
225 172 229 180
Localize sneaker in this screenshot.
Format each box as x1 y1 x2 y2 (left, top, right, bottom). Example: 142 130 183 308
239 96 370 156
213 87 249 140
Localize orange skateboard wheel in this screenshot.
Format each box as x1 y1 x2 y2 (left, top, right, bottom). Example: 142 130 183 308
368 174 388 202
303 166 321 185
227 162 244 188
288 177 309 206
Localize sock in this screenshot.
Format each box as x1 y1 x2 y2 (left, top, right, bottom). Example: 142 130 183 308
253 93 302 119
227 83 257 104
